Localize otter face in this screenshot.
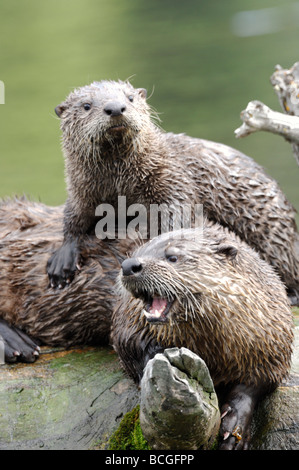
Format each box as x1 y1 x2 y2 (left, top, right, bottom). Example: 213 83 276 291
120 234 201 324
54 80 152 148
120 229 240 326
121 255 178 324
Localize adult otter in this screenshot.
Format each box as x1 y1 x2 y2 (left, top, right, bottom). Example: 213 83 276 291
47 80 299 305
0 197 133 362
111 224 294 450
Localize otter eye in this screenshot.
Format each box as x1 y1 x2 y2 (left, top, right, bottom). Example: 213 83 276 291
166 254 178 263
83 103 92 111
128 95 134 102
165 246 180 263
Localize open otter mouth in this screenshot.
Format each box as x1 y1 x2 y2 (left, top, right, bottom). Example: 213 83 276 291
107 124 127 133
142 295 174 323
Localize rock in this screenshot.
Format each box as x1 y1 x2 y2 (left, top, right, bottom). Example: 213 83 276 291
0 346 139 450
139 347 220 450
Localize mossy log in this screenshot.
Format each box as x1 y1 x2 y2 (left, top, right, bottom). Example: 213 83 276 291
0 327 298 450
0 346 139 450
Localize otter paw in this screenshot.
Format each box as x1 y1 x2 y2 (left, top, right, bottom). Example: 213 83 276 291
219 398 253 450
0 319 40 364
47 240 82 289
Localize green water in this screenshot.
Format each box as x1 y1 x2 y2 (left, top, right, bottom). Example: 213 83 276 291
0 0 298 221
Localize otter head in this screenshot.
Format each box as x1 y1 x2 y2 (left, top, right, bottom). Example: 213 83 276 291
120 228 239 325
55 80 154 158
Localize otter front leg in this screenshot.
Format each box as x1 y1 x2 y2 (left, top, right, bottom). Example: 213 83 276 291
0 319 40 363
47 238 82 289
219 383 266 450
47 199 94 288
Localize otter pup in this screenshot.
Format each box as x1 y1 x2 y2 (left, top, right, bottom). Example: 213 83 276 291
0 197 133 362
47 80 299 306
111 224 294 450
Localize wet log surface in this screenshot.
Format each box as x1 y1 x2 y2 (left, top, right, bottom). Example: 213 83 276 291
0 346 139 450
0 323 298 450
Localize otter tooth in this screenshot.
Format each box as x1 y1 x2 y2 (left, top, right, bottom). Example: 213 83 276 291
142 309 150 318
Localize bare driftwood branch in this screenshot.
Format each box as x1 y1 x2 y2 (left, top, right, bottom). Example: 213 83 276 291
235 62 299 166
235 100 299 144
271 62 299 116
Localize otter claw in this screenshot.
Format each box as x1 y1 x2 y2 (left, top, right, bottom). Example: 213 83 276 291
47 240 82 289
221 408 230 419
232 425 242 442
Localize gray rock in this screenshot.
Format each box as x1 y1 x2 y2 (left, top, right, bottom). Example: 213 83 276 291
139 347 220 450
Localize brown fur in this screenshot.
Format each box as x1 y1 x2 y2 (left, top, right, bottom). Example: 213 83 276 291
111 223 294 390
0 198 133 346
0 198 294 393
0 198 293 449
53 80 299 302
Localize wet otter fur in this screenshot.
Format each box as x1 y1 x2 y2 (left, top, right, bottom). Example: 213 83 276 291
111 224 294 449
0 198 294 448
47 80 299 306
0 197 133 361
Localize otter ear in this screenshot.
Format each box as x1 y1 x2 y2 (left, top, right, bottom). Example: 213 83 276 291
215 244 238 260
137 88 147 99
55 103 67 118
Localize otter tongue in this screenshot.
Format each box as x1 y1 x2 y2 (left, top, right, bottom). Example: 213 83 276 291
150 297 168 318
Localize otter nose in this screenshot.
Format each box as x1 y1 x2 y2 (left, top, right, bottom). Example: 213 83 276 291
104 101 126 117
122 258 143 276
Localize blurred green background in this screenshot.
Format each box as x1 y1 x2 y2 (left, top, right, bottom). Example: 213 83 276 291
0 0 298 222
